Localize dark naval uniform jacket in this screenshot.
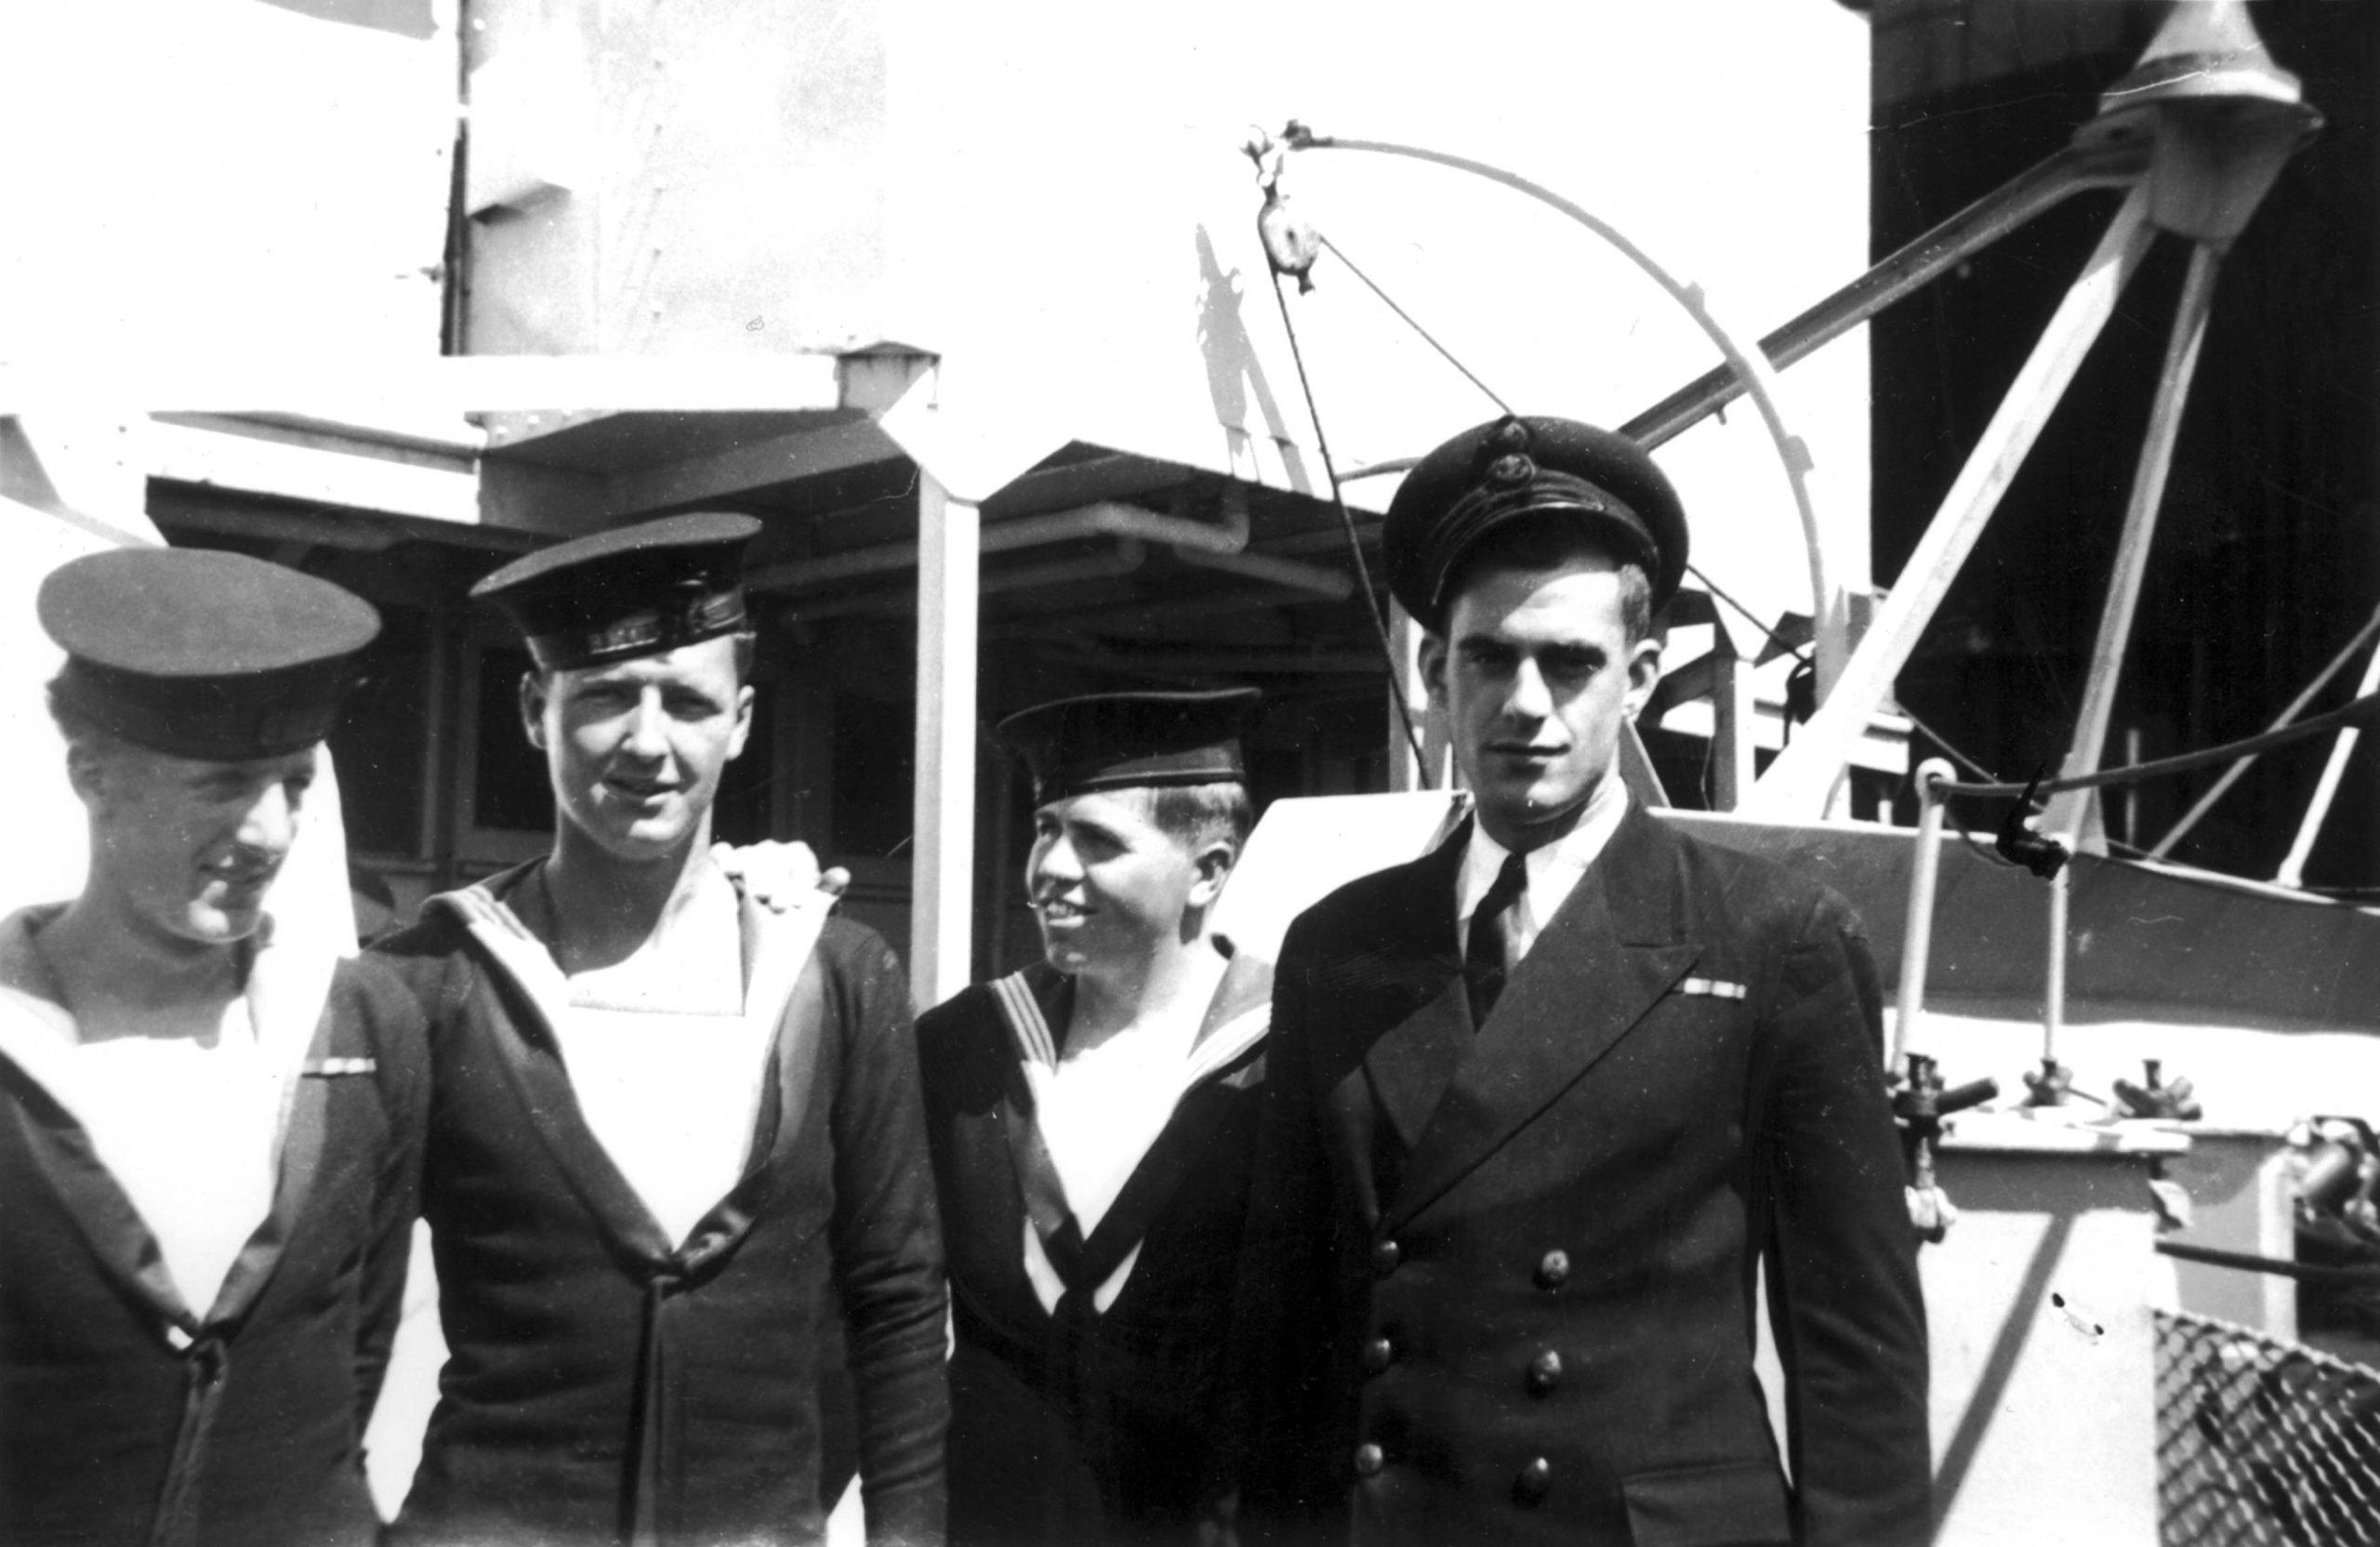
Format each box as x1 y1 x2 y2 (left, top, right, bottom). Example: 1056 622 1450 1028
0 915 428 1547
375 866 948 1547
917 951 1270 1546
1236 807 1929 1547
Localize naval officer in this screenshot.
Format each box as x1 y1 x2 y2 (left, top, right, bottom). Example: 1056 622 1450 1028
916 689 1272 1546
1235 416 1930 1545
376 513 946 1547
1 548 427 1547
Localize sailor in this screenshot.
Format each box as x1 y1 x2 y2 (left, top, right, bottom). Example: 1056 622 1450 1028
915 689 1272 1546
1234 417 1931 1545
375 513 947 1547
1 548 425 1547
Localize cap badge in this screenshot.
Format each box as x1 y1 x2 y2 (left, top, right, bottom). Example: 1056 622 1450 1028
1487 453 1536 488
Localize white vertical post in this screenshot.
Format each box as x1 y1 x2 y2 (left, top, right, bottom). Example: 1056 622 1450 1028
2043 862 2069 1071
1711 632 1756 813
911 474 980 1011
1386 604 1423 793
1384 602 1446 792
1893 759 1955 1070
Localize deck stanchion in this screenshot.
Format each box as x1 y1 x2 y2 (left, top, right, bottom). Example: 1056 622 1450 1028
1892 758 1955 1072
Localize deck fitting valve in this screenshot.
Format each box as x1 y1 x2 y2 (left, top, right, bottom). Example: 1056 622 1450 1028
2114 1058 2202 1121
1894 1053 1998 1244
2020 1057 2080 1107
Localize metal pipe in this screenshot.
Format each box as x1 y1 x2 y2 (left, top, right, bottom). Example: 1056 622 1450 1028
2149 601 2380 858
780 538 1148 622
1744 185 2158 820
1620 140 2148 451
1035 641 1382 676
1170 544 1353 599
748 496 1248 592
1892 759 1955 1072
2043 241 2225 848
2043 863 2070 1071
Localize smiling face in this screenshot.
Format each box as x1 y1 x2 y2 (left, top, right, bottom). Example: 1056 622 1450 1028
522 636 753 866
1421 549 1662 854
76 740 320 948
1025 788 1232 978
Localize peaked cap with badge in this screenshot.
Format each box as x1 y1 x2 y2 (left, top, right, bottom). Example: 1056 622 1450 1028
1382 415 1688 632
39 546 382 760
470 511 761 671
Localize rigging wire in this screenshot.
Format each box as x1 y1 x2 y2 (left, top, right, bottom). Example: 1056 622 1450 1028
1313 233 1514 417
1935 689 2380 800
1263 264 1433 781
1312 227 1813 675
1684 563 1807 669
1310 229 1820 697
1895 702 2000 784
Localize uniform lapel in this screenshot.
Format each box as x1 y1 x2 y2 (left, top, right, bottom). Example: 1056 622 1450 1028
1078 949 1274 1273
430 867 675 1263
676 889 831 1272
0 914 191 1325
0 1045 196 1328
1186 947 1273 1073
989 963 1080 1252
1384 808 1699 1231
0 910 343 1334
1352 833 1473 1152
995 952 1274 1305
730 889 832 1172
204 925 341 1327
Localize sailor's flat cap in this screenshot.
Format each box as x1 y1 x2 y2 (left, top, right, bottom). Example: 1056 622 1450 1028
39 547 381 760
998 688 1263 804
1383 415 1688 631
471 511 761 671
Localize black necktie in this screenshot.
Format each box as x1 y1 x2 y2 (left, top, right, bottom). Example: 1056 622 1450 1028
1464 851 1527 1028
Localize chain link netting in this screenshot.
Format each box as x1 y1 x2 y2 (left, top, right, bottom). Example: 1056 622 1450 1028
2158 1309 2380 1546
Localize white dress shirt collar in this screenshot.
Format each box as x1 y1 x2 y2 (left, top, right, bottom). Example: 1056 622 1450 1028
1455 775 1631 962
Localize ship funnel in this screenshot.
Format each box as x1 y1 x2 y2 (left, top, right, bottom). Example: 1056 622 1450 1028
2076 0 2320 243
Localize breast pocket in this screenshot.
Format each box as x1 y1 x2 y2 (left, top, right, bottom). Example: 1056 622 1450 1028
1621 1459 1791 1547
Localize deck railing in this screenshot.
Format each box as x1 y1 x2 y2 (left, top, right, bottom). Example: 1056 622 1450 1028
2157 1309 2380 1546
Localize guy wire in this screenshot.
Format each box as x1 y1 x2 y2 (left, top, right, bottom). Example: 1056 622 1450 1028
1316 233 1514 416
1265 263 1433 781
1316 235 1812 693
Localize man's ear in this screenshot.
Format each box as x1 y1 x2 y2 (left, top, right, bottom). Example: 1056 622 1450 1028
64 741 110 813
1186 839 1237 909
519 672 549 750
726 683 755 761
1622 635 1663 721
1417 633 1450 707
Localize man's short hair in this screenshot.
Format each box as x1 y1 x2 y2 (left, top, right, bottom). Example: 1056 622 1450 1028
1131 780 1254 855
46 677 123 760
1441 515 1655 644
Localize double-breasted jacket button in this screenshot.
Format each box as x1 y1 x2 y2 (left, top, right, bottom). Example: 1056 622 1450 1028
1362 1335 1395 1375
1534 1249 1571 1289
1371 1238 1402 1276
1513 1456 1554 1506
1526 1349 1564 1395
1353 1442 1385 1478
